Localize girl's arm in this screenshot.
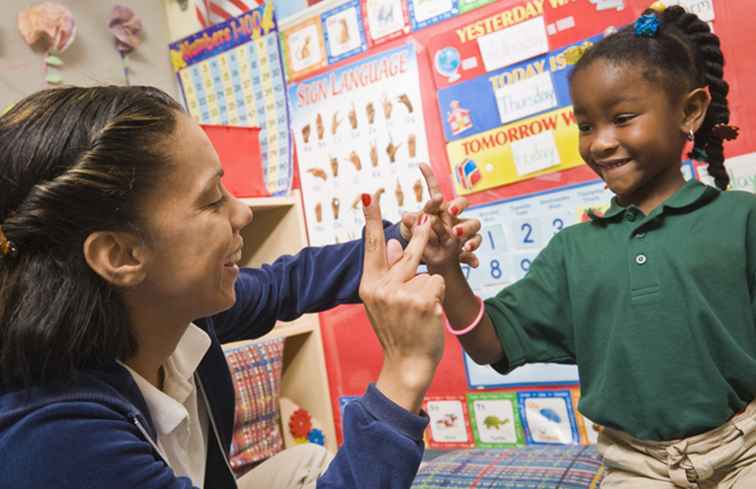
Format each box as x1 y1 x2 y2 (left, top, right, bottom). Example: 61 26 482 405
432 262 504 365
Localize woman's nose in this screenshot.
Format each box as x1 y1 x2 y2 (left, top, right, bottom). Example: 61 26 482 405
232 198 253 231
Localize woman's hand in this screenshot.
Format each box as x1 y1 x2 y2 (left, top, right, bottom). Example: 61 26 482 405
400 163 482 272
359 191 446 414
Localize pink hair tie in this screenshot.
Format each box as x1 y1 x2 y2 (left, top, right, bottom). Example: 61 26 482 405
445 295 485 336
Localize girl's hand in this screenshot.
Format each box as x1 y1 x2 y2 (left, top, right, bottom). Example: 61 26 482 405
400 163 482 272
359 191 446 414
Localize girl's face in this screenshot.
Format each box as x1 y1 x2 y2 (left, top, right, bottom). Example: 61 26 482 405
134 113 253 321
571 59 688 210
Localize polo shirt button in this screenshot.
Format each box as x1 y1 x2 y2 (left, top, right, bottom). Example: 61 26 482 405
635 254 647 265
625 212 636 222
636 232 646 239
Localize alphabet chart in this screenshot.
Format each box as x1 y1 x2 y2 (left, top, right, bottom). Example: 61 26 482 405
169 3 292 196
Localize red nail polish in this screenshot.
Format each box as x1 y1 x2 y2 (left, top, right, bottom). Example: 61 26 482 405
450 206 459 216
455 227 463 237
361 193 371 207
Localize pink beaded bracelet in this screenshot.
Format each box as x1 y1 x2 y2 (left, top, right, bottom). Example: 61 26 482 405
444 296 485 336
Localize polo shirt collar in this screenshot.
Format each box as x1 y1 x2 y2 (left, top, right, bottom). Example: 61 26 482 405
588 179 719 222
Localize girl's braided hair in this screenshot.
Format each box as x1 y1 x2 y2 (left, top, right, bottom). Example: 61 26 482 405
571 5 733 190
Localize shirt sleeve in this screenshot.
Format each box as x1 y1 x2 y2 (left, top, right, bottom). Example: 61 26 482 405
212 222 406 343
485 230 576 374
316 384 428 489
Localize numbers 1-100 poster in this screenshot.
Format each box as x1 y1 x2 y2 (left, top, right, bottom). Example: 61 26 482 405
169 2 293 196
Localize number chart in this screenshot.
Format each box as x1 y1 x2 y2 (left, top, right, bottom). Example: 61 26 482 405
169 2 292 196
461 179 615 388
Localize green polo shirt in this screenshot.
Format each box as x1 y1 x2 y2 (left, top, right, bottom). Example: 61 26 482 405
486 179 756 441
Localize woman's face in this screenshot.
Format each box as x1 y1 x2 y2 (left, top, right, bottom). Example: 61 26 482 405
134 113 253 320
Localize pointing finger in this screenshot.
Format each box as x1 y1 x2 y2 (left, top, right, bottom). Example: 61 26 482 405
390 214 431 281
361 191 388 278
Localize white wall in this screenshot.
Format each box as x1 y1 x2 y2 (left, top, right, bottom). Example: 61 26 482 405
0 0 179 109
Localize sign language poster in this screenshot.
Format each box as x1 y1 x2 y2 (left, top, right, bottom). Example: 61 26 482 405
288 43 431 245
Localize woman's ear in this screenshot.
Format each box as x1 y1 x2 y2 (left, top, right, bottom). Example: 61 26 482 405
681 87 712 135
83 231 147 287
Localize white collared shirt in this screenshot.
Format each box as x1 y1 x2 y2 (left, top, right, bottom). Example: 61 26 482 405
121 324 212 488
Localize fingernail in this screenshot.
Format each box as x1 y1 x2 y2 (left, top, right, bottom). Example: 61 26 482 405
450 206 459 216
454 227 463 237
361 193 371 207
419 214 428 225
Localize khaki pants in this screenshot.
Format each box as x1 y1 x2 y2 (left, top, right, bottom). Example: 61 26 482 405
598 400 756 489
237 444 333 489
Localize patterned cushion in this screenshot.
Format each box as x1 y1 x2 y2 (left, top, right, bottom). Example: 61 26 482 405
224 337 285 475
412 445 605 489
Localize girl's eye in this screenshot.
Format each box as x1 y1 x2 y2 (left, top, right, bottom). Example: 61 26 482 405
615 114 636 125
578 123 592 133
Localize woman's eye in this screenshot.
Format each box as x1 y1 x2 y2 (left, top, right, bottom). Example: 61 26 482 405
578 123 592 133
208 194 227 209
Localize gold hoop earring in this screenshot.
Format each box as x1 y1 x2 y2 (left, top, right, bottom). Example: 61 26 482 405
686 129 695 141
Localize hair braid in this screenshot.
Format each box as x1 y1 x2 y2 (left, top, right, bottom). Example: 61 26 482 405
663 6 731 190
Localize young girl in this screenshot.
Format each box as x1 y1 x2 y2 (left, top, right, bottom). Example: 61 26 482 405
0 86 479 489
436 5 756 488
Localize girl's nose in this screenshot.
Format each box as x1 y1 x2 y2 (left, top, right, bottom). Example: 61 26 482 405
590 129 619 159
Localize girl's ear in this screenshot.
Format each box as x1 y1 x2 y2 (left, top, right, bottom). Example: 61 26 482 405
681 87 711 135
83 231 148 287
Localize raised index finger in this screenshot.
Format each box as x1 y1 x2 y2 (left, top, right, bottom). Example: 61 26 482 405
361 191 388 278
390 215 432 281
419 163 443 202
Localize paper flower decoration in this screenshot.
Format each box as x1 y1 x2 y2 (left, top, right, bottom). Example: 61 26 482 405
17 2 76 53
17 2 77 86
108 5 143 85
108 5 142 54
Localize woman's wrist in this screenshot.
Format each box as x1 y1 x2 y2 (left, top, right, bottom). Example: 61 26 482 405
376 357 436 413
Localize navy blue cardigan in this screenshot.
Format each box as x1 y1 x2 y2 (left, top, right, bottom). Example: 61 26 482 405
0 223 429 488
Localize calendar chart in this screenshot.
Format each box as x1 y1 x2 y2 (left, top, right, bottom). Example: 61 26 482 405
169 2 292 196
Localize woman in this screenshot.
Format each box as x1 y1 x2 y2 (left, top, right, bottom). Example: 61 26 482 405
0 86 479 489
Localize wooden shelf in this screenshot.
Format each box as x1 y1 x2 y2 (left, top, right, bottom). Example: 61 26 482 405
239 194 298 210
222 314 319 350
222 189 336 452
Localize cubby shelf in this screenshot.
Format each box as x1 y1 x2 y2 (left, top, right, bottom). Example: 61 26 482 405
222 190 337 453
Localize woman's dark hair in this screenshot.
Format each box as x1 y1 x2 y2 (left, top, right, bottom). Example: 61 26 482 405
570 6 731 190
0 86 183 388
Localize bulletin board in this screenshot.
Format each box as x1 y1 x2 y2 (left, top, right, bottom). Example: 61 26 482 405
278 0 756 448
168 2 293 196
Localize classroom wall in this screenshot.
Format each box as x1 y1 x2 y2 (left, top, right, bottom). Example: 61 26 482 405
0 0 179 109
